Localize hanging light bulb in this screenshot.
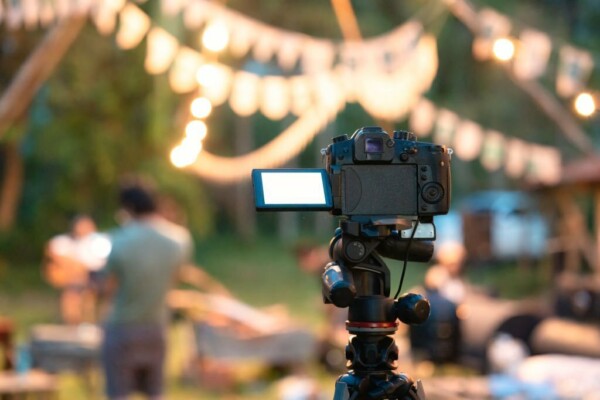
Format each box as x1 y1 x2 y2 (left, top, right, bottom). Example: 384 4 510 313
190 97 213 119
574 92 596 117
201 19 230 52
492 38 515 62
196 63 221 87
170 140 203 168
181 136 203 154
170 146 191 168
185 120 208 141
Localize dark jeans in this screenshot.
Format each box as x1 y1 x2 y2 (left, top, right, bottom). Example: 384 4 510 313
101 323 166 398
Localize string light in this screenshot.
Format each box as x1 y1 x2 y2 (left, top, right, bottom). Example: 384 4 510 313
493 38 515 62
171 115 209 169
181 135 203 153
170 136 204 168
574 92 596 117
196 63 223 87
202 20 230 52
185 120 208 141
190 97 213 118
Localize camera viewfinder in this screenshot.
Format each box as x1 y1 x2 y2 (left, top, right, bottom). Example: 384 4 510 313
365 137 383 153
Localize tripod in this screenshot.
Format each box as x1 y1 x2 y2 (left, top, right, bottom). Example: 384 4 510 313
322 219 433 400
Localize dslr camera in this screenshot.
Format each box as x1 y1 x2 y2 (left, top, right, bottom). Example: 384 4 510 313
325 126 450 218
253 126 451 230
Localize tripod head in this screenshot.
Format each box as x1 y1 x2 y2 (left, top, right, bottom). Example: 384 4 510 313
322 217 433 399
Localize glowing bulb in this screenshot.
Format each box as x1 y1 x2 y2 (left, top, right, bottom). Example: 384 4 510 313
185 120 207 141
493 38 515 62
181 136 203 154
202 20 230 52
196 64 220 87
170 146 187 168
574 92 596 117
190 97 213 118
170 144 201 168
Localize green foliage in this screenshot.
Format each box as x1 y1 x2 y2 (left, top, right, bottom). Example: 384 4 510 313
1 24 213 264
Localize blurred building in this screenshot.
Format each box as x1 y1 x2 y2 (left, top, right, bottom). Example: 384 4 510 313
436 191 549 263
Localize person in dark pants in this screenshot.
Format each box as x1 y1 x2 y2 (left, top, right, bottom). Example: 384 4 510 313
100 178 193 400
409 242 466 365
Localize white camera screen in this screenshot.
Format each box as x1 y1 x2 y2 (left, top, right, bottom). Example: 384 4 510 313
261 172 327 205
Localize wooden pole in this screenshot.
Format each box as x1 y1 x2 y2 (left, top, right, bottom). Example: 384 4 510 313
0 15 87 138
0 142 23 231
330 0 362 41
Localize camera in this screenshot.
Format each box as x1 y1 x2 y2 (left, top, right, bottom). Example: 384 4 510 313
325 126 451 218
253 126 451 222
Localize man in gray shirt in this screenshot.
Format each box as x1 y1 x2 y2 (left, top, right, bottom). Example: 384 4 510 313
101 178 193 400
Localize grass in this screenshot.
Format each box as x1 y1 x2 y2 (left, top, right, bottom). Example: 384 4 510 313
0 233 547 399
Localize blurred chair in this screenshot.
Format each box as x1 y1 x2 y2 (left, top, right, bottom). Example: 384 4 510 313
28 324 102 395
168 290 317 389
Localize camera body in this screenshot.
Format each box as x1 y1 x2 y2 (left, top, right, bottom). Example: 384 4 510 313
325 126 451 218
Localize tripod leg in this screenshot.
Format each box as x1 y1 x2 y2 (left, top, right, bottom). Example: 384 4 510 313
333 373 364 400
333 381 350 400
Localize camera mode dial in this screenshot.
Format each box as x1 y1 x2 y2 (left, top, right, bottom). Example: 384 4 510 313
345 240 367 262
421 182 444 204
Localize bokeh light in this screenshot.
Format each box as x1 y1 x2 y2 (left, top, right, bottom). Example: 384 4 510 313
493 38 515 62
574 92 596 117
185 120 208 141
190 97 213 118
170 142 202 168
201 20 230 52
196 63 221 87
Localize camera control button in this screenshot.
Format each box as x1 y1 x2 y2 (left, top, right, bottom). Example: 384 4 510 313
345 240 366 262
421 182 444 204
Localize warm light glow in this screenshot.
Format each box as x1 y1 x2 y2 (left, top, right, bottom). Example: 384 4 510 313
168 47 204 93
181 136 203 153
574 92 596 117
190 97 213 118
202 20 230 52
229 71 260 116
145 27 179 74
185 120 207 141
170 142 202 168
493 38 515 62
260 76 290 120
116 3 151 50
196 63 222 87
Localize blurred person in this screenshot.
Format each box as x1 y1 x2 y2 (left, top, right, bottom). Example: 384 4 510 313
43 214 108 324
99 177 193 400
433 241 468 304
408 242 467 365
